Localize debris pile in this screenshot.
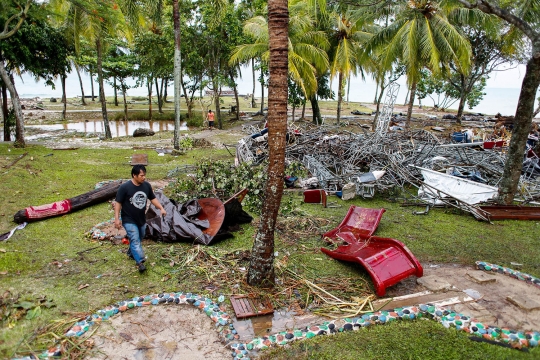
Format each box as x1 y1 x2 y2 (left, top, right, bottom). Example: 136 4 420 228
235 117 540 221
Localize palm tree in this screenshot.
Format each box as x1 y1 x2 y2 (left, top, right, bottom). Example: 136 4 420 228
364 0 471 129
230 0 329 102
327 9 372 124
247 0 289 287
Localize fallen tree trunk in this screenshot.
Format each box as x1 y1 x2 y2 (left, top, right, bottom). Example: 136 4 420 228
13 180 124 223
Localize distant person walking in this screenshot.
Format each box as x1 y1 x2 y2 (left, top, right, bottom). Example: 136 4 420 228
206 109 215 130
114 165 166 272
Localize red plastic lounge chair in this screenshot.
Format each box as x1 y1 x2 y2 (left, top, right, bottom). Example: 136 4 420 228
322 206 385 244
321 206 423 296
321 236 423 296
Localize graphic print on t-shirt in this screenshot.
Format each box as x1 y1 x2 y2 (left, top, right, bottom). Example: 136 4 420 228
130 191 147 209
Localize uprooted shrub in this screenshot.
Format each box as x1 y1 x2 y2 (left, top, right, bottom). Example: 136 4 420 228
167 159 307 216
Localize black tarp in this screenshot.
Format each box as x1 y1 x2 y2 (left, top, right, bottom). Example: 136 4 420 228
145 192 252 245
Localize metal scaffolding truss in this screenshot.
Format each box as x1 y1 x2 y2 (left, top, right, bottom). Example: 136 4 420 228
375 82 400 137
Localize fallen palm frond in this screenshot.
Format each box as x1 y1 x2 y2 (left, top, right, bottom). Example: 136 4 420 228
277 265 374 319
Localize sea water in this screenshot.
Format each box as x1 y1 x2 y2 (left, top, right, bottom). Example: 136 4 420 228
12 69 539 118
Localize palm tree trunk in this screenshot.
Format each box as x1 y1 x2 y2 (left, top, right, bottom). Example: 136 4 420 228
96 37 112 139
0 60 25 147
336 71 343 125
61 75 67 121
229 69 240 121
260 79 264 113
75 63 86 106
173 0 182 150
403 88 409 106
406 81 417 130
373 81 378 104
498 52 540 204
301 101 306 120
310 95 322 125
247 0 288 287
214 83 222 129
251 58 256 108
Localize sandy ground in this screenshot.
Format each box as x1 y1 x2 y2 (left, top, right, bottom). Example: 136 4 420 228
86 306 231 360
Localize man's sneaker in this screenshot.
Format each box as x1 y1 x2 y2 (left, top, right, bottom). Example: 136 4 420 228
137 262 146 273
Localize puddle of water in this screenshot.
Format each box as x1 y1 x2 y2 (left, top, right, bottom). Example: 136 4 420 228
232 309 323 340
25 120 188 138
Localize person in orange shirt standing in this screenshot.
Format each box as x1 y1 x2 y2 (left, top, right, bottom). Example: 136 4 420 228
206 109 215 130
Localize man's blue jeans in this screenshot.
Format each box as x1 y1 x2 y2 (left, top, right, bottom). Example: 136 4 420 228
123 223 146 264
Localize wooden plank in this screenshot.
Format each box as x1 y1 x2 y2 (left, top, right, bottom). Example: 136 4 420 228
131 153 148 165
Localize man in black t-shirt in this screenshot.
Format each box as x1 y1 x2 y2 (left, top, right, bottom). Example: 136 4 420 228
114 165 166 272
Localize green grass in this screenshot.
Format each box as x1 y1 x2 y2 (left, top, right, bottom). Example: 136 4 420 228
260 320 534 360
0 141 539 359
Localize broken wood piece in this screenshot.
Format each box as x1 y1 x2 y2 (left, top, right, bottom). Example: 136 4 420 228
3 152 28 169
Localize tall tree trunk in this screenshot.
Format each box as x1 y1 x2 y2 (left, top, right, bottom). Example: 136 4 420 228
147 77 153 121
113 78 118 106
403 88 409 106
90 71 95 101
498 53 540 204
173 0 182 149
0 90 4 141
310 95 322 125
292 105 295 121
2 82 9 141
163 79 169 103
61 74 67 121
260 79 264 113
96 37 111 139
251 58 256 108
406 81 417 130
456 91 467 125
456 74 467 124
75 63 86 105
214 82 222 129
181 79 193 119
336 71 343 125
155 78 163 114
0 61 24 146
373 81 378 104
122 84 128 121
301 101 306 120
231 71 240 121
247 0 288 287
